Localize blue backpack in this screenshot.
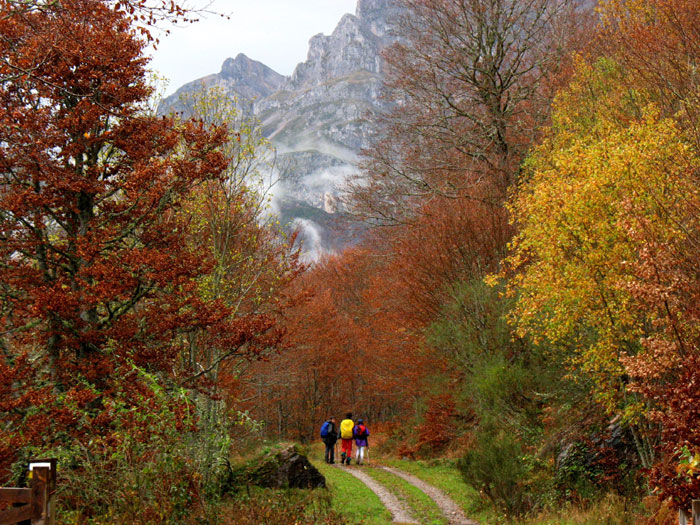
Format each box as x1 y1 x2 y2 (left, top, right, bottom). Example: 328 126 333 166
320 421 331 438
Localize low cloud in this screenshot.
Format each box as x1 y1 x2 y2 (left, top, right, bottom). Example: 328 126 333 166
274 139 358 164
258 146 360 261
292 218 335 262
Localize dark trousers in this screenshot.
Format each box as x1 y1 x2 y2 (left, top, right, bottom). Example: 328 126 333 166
324 441 335 463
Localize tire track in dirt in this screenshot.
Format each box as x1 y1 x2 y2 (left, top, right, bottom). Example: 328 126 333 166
335 465 419 524
380 466 477 525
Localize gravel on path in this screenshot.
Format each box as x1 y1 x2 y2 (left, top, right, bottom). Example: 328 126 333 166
380 466 478 525
335 465 419 524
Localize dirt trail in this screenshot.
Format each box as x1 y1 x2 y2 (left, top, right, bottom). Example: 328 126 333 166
336 465 418 524
380 466 477 525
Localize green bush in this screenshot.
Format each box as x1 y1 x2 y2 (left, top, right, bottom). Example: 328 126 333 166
459 427 532 518
430 279 562 517
11 368 266 524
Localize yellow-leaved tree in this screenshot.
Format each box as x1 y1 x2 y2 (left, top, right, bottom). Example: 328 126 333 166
504 57 699 468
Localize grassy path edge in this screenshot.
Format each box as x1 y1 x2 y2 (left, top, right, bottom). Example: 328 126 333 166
312 459 393 524
365 465 447 525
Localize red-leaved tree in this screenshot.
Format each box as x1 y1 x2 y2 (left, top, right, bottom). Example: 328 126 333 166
0 0 251 491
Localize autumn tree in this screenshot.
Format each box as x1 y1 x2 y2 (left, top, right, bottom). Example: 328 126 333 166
239 247 430 442
348 0 592 225
161 86 302 488
0 0 278 517
241 193 511 443
175 86 298 388
600 0 700 144
376 194 512 328
503 55 700 506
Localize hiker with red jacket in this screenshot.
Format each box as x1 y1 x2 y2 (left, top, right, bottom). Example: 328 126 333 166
353 419 370 465
339 412 355 465
320 416 338 464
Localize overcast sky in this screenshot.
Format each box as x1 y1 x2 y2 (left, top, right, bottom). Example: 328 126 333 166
148 0 358 96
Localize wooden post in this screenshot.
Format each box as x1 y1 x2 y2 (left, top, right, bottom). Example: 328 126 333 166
692 500 700 525
28 460 56 525
681 507 690 525
30 467 46 524
0 459 55 525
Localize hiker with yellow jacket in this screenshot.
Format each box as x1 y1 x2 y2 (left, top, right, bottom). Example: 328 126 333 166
339 412 354 465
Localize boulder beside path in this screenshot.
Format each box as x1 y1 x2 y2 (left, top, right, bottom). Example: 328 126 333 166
240 444 326 489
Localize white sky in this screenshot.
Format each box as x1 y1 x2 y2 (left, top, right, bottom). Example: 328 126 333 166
148 0 359 96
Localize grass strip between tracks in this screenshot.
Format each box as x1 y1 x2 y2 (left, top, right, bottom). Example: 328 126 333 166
364 465 447 525
381 458 494 522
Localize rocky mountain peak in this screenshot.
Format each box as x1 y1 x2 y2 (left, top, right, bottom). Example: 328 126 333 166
286 0 399 90
158 54 284 116
356 0 392 15
358 0 403 44
220 53 254 77
218 53 285 99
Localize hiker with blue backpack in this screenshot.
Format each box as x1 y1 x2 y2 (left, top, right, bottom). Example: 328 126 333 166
320 416 338 464
353 419 370 465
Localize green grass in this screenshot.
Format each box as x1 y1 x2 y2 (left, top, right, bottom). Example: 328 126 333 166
381 457 497 522
364 466 446 525
379 458 656 524
218 485 342 525
304 443 657 524
312 460 392 525
520 493 656 525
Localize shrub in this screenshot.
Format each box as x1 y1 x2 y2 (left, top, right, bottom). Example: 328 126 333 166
459 426 533 518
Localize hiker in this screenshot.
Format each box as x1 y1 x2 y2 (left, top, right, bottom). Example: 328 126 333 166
353 419 370 465
320 416 338 464
339 412 355 465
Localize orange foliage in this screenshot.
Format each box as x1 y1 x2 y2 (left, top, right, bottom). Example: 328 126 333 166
405 393 461 457
601 0 700 141
239 247 431 441
237 185 511 444
377 195 512 328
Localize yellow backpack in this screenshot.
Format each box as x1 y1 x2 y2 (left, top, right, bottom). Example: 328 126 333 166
340 419 354 439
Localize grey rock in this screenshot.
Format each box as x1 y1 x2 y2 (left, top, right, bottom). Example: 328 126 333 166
218 53 286 99
277 150 348 183
244 445 326 489
158 53 284 116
